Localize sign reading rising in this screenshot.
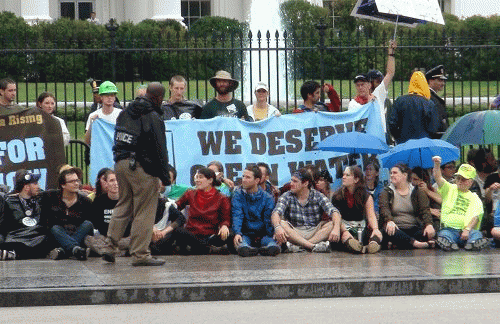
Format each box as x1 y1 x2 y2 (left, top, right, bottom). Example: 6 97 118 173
0 107 65 190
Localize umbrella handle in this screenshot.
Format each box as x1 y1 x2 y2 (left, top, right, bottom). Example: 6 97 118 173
393 15 399 40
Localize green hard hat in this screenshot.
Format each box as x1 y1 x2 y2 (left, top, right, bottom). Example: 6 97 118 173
98 81 118 95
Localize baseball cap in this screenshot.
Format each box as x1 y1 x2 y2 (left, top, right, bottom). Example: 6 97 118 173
255 81 269 92
14 169 41 192
455 164 476 180
354 74 369 83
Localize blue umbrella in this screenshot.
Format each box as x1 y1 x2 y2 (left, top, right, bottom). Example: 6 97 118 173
315 131 389 155
379 137 460 169
441 110 500 146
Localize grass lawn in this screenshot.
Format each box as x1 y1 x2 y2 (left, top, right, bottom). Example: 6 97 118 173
16 80 500 105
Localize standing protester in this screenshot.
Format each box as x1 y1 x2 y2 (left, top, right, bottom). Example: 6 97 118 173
36 92 70 146
348 40 397 133
388 71 440 144
293 81 340 113
161 75 203 120
102 82 170 266
246 82 281 121
0 78 17 109
84 81 122 145
200 70 250 120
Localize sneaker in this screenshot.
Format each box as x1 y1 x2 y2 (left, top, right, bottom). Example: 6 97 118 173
436 236 453 251
237 246 259 257
312 241 331 253
0 250 16 261
72 246 89 261
259 245 281 256
132 256 166 267
472 238 489 251
285 242 305 253
451 243 459 251
49 247 65 260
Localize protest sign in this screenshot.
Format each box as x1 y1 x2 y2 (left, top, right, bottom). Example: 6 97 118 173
0 107 65 190
90 102 385 188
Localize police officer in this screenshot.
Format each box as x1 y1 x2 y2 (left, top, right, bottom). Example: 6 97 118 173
426 65 448 136
102 82 170 266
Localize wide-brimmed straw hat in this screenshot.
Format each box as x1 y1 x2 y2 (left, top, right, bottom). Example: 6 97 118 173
209 70 239 92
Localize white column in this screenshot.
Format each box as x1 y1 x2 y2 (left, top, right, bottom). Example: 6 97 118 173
21 0 52 25
151 0 185 26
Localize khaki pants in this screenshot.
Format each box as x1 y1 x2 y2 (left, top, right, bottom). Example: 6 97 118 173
107 159 159 262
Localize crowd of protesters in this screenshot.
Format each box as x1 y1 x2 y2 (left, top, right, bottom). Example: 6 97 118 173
1 38 500 265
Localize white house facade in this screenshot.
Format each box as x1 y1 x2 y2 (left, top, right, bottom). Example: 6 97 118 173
1 0 455 26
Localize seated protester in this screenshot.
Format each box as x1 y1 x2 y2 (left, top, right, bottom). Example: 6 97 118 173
150 197 186 255
364 159 384 216
470 148 497 200
332 166 382 254
292 81 340 113
379 164 435 250
171 167 233 255
279 164 318 195
232 166 279 257
271 168 341 253
87 167 112 201
314 169 333 200
87 170 126 256
167 166 190 201
411 167 442 231
433 157 488 251
483 163 500 235
0 170 51 260
41 167 93 260
257 162 280 202
207 161 234 197
90 171 121 233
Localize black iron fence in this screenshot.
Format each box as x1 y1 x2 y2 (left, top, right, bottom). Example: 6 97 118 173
2 23 500 178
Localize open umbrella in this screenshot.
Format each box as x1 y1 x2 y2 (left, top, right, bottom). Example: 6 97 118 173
351 0 445 37
441 110 500 146
315 131 389 155
379 137 459 169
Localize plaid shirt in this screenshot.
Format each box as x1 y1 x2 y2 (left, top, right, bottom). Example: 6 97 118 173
273 188 338 227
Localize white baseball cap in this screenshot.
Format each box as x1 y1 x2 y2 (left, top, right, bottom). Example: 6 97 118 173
255 81 269 92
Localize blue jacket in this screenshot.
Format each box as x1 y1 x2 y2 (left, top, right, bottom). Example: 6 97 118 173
388 94 440 144
231 187 275 237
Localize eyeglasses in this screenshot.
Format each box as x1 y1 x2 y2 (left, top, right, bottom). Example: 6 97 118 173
66 179 81 184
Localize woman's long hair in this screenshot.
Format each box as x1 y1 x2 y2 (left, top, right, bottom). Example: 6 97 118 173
333 166 367 210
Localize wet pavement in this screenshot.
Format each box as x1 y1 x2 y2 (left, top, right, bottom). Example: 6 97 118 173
2 248 500 307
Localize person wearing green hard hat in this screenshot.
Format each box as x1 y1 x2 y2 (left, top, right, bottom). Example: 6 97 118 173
84 81 122 145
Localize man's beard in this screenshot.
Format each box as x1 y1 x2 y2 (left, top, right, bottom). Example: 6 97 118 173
216 86 230 95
